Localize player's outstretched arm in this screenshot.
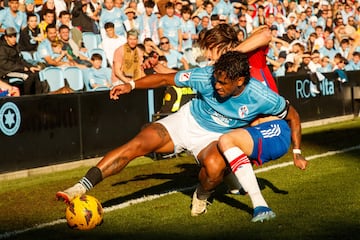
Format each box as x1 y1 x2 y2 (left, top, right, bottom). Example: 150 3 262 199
234 26 272 53
285 105 308 170
109 72 177 100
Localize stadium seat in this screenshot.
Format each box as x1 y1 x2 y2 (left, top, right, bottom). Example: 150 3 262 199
63 66 84 91
21 51 35 64
40 67 65 92
82 32 101 52
89 48 108 68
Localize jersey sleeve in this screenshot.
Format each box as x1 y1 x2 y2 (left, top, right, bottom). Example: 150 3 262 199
174 66 213 91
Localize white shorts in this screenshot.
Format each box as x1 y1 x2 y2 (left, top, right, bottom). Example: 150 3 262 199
156 102 222 160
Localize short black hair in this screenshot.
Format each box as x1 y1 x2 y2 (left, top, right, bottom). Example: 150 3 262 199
214 51 250 84
104 22 115 29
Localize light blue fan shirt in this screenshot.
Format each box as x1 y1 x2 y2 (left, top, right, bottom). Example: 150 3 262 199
174 66 287 133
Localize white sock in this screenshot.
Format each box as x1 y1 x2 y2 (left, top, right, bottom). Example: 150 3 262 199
223 147 268 208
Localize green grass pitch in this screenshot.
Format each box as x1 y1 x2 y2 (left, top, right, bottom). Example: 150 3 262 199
1 119 359 240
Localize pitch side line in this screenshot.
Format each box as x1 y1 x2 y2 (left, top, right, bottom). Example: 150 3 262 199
1 145 359 239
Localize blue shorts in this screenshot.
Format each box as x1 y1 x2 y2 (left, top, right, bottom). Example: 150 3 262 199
247 120 291 165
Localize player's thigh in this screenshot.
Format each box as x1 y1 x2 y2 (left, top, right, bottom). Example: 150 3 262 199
134 122 175 153
218 128 254 156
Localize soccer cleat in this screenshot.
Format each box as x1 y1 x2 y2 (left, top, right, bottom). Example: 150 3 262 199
56 183 87 203
228 187 247 195
190 190 210 216
251 206 276 223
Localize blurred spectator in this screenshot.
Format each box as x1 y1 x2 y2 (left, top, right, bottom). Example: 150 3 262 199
193 0 213 22
272 13 286 37
0 0 27 35
143 37 163 58
37 24 68 66
99 0 126 39
58 10 83 48
319 38 338 61
38 9 55 39
252 4 265 28
99 22 126 67
235 14 248 39
111 29 144 84
138 0 159 45
85 0 102 24
19 13 43 52
345 51 360 71
303 15 317 40
50 40 72 65
24 0 40 22
0 27 42 95
268 50 286 77
72 0 99 34
53 0 66 18
210 14 220 28
158 2 182 52
281 24 296 43
88 53 112 90
39 0 55 20
58 24 92 68
181 6 197 66
137 0 159 16
123 7 140 32
159 36 189 70
317 55 332 73
197 15 210 33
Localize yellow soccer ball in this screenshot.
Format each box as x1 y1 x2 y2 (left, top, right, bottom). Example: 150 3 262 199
65 195 104 230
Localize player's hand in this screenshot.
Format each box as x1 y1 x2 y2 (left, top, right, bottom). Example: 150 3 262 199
109 84 132 100
293 153 308 170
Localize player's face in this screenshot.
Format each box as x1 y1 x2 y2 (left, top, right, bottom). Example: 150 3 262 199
214 71 245 98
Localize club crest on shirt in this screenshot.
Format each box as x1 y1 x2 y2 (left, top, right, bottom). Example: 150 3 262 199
238 105 249 118
179 72 191 82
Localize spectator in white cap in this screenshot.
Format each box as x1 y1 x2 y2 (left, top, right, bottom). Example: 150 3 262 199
123 7 140 33
303 15 317 40
272 13 286 37
285 12 298 28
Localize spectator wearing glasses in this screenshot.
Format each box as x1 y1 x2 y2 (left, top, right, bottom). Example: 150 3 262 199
236 14 248 39
159 36 189 70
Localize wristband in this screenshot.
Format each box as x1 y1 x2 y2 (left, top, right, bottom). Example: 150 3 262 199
128 80 135 90
293 149 302 154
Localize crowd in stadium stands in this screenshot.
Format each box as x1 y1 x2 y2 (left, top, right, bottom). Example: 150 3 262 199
0 0 359 96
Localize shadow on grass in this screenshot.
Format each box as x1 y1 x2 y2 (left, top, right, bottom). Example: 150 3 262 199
102 162 289 217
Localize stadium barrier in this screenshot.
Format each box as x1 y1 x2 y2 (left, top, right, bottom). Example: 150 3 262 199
0 72 359 173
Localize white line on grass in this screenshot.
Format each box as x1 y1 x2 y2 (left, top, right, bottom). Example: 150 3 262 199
1 145 359 239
